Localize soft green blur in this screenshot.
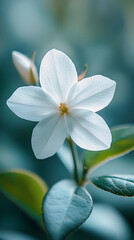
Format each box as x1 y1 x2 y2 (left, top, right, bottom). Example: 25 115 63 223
0 0 134 239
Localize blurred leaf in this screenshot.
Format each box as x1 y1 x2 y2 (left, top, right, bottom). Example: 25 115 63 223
84 125 134 175
42 179 93 240
57 143 74 175
0 231 38 240
69 203 132 240
90 175 134 196
0 169 48 227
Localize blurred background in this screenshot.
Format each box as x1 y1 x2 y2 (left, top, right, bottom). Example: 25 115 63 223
0 0 134 239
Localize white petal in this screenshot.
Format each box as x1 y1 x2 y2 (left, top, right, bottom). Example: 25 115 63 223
7 86 57 121
40 49 78 103
67 75 116 112
12 51 38 84
32 113 67 159
66 109 112 151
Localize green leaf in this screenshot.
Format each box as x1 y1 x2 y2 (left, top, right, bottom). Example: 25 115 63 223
57 143 74 175
42 179 93 240
84 125 134 175
90 175 134 196
71 204 132 240
0 169 48 226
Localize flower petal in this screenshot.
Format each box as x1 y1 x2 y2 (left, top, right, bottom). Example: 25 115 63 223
40 49 78 103
32 113 67 159
66 109 112 151
7 86 57 121
67 75 116 112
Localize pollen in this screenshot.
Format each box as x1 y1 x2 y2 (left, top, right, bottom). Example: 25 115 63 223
59 103 69 115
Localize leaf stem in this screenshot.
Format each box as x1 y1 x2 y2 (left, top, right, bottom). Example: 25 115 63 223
67 138 80 184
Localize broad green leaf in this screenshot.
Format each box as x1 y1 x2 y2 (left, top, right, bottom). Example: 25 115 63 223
90 175 134 196
42 179 93 240
0 169 48 226
84 125 134 175
57 143 74 175
69 204 132 240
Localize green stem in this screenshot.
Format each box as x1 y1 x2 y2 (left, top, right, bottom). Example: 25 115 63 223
67 138 79 184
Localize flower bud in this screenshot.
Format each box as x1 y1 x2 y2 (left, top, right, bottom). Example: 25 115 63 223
12 51 38 85
78 64 88 81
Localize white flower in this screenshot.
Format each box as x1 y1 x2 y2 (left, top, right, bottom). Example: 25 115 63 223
12 51 38 85
7 49 116 159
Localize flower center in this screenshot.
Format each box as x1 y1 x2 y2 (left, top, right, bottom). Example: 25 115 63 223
59 103 69 115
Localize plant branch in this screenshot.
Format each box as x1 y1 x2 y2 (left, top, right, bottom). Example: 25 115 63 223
67 138 80 184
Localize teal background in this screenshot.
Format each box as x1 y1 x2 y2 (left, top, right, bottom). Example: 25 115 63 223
0 0 134 239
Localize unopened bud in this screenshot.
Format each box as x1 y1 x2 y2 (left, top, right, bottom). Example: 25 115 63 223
78 64 88 81
12 51 38 85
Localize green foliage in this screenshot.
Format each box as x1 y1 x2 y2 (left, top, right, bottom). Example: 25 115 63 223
0 170 48 226
91 175 134 196
70 204 132 240
1 0 134 239
57 143 74 175
84 125 134 175
42 179 93 240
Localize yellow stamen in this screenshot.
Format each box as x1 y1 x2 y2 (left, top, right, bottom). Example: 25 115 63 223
59 103 69 115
